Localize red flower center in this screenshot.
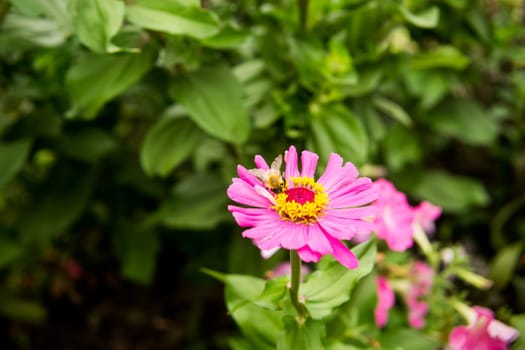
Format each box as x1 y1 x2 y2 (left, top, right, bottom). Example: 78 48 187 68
285 187 315 204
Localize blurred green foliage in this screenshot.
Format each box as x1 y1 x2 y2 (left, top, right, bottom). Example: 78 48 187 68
1 0 525 347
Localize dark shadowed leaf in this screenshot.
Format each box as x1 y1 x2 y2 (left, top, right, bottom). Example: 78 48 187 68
412 170 489 213
18 164 95 243
0 138 32 187
153 173 229 229
54 128 117 163
114 224 159 285
489 242 524 290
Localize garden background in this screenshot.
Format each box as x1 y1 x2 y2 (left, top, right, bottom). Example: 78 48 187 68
0 0 524 348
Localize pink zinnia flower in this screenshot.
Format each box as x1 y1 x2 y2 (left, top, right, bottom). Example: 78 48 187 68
375 276 395 327
405 261 434 329
372 179 415 251
227 146 377 269
449 306 519 350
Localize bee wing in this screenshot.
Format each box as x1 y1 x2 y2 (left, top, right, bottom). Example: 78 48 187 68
270 154 283 172
248 168 266 179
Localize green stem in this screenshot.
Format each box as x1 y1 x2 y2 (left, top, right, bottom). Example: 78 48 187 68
413 224 439 268
290 250 308 323
298 0 308 31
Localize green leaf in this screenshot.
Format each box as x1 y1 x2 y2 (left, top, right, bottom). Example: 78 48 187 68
379 328 440 350
18 164 95 243
10 0 69 23
0 237 23 269
384 124 422 171
410 46 470 70
0 13 67 50
140 116 202 176
301 239 377 319
373 96 412 127
340 69 382 98
54 128 117 163
153 173 229 229
510 315 525 350
307 104 368 166
411 170 489 213
253 277 289 310
229 301 283 350
489 242 524 290
0 299 46 323
114 225 160 285
0 138 32 187
69 0 125 53
277 316 326 350
215 272 282 350
125 0 219 39
202 26 250 49
399 5 440 28
427 100 500 146
66 47 156 119
169 66 251 145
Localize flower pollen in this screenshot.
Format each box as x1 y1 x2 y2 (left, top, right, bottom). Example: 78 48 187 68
273 177 328 224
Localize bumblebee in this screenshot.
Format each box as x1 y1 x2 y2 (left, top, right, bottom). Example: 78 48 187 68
249 154 286 194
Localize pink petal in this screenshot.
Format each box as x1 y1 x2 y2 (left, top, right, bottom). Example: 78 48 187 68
449 326 469 350
316 216 356 241
326 235 359 269
242 224 278 240
320 162 359 195
488 320 519 343
300 150 319 178
279 222 308 250
297 246 322 263
228 206 277 227
328 178 377 207
254 155 270 170
317 153 344 188
253 224 288 250
284 145 300 178
261 247 280 259
317 214 374 240
237 165 262 187
325 206 377 220
227 179 273 208
306 224 333 254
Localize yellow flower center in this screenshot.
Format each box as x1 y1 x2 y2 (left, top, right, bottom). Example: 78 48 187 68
272 177 328 224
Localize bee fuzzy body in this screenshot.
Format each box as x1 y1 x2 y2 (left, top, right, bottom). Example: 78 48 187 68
249 154 286 195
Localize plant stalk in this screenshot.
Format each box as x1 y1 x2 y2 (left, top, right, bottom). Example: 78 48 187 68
298 0 308 31
289 250 308 323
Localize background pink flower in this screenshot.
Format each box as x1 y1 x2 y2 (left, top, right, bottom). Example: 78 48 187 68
449 306 519 350
405 261 434 329
372 179 415 251
375 276 395 327
371 179 441 251
413 201 442 235
227 146 377 269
